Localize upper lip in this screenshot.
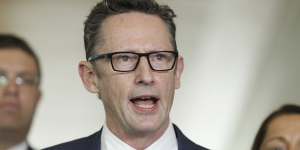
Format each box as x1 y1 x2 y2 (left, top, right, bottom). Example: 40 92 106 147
129 95 160 102
0 101 19 109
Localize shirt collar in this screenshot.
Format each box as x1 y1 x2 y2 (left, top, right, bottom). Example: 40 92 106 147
145 122 178 150
101 124 135 150
101 123 178 150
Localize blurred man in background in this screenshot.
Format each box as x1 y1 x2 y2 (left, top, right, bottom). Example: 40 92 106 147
0 34 41 150
252 104 300 150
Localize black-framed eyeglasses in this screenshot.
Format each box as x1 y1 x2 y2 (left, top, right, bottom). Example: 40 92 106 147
0 72 39 88
88 51 178 72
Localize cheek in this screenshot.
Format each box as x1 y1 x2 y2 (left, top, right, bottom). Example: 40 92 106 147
158 75 176 102
19 91 39 116
100 75 132 106
161 73 176 90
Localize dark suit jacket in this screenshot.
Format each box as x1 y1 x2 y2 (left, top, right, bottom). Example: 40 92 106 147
44 124 208 150
27 146 34 150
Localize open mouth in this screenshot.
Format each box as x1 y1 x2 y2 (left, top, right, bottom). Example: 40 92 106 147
0 101 20 113
130 95 159 112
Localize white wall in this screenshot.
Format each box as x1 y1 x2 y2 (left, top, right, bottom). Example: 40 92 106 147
0 0 299 150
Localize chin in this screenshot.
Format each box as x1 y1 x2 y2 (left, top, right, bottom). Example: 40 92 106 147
130 118 166 134
130 125 160 136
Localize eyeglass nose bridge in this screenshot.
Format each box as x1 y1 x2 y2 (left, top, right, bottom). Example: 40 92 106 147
133 53 155 71
0 75 38 88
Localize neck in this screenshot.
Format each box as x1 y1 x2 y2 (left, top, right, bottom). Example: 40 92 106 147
0 129 26 150
106 119 170 150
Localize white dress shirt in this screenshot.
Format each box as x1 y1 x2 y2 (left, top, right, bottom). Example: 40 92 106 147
7 141 28 150
101 123 178 150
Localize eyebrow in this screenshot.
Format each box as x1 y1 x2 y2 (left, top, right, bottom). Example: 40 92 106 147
0 70 37 77
264 136 289 145
17 72 37 77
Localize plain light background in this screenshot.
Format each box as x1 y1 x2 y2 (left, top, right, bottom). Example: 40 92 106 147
0 0 300 149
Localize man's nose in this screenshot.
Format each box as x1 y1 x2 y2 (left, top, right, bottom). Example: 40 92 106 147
3 79 19 97
134 57 155 85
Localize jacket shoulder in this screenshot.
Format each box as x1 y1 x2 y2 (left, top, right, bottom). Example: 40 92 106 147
173 124 209 150
43 131 101 150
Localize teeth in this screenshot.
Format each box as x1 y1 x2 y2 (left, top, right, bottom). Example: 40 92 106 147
130 96 158 110
134 100 155 109
139 97 152 100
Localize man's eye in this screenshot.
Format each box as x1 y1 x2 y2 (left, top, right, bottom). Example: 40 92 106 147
152 53 173 62
115 54 135 62
16 76 36 86
156 54 165 60
23 78 35 84
153 53 168 61
120 55 130 61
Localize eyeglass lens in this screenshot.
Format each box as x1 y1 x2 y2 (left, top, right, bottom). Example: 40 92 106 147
111 51 177 72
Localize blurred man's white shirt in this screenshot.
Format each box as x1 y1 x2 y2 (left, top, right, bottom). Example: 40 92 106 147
8 141 27 150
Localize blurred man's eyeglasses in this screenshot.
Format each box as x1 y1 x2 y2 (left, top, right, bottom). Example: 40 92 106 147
0 73 39 88
88 51 178 72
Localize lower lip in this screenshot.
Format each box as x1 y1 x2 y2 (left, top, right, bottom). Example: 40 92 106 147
130 100 159 113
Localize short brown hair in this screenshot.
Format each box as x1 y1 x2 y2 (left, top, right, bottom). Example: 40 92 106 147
0 34 41 82
84 0 177 59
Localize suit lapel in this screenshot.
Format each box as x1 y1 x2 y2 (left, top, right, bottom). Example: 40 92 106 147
88 129 102 150
173 124 202 150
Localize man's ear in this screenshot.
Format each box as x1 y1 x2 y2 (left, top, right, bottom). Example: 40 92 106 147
78 61 99 93
175 55 184 89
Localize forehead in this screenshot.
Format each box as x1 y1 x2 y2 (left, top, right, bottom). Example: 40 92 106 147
98 12 173 52
266 114 300 138
0 48 38 75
